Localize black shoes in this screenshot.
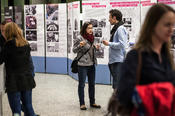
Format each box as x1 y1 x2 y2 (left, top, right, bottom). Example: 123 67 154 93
90 104 101 108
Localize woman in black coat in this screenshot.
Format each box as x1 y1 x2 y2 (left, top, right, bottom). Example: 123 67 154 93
0 22 37 116
107 3 175 116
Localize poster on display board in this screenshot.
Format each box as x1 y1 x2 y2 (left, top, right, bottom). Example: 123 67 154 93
82 0 110 64
15 6 23 28
4 6 23 28
140 0 156 25
67 3 73 55
71 1 81 58
109 0 141 44
157 0 175 49
24 5 45 57
4 6 13 22
45 4 67 57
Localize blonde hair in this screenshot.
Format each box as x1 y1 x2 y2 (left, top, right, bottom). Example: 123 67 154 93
4 22 28 47
134 3 175 70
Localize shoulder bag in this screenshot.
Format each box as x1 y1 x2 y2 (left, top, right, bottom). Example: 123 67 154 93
71 45 92 73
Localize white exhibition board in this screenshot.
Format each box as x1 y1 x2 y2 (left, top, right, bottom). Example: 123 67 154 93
110 0 141 44
45 4 67 57
67 2 73 57
24 5 45 57
68 1 81 60
140 0 156 25
82 0 110 64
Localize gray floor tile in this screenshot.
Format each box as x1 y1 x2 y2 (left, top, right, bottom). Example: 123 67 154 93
2 73 113 116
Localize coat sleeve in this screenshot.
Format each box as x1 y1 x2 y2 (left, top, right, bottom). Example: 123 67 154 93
72 36 91 54
117 49 138 107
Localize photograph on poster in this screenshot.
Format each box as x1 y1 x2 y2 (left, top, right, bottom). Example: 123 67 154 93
99 19 106 28
96 48 104 58
25 6 36 15
47 43 59 52
26 30 37 41
94 37 105 58
47 32 59 42
90 19 98 27
73 30 79 40
85 18 107 58
46 4 58 20
26 16 37 29
74 19 78 30
30 42 37 51
123 18 132 31
67 19 72 53
94 28 102 37
47 21 59 31
90 18 106 28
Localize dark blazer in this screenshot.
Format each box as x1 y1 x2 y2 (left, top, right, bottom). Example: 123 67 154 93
117 49 175 107
0 39 36 92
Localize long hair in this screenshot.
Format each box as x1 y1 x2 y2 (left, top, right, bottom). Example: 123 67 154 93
80 21 92 36
134 3 175 69
4 22 28 47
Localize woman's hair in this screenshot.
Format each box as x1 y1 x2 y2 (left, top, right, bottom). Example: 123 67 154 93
4 22 28 47
80 21 92 36
134 3 175 69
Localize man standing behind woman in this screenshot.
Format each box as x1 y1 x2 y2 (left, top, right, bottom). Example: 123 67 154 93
103 9 128 91
0 22 38 116
73 22 101 110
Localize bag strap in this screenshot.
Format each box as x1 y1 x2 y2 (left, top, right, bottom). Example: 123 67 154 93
136 50 142 85
76 44 92 61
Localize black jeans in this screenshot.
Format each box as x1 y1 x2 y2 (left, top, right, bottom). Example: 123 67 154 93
108 62 121 89
78 65 95 106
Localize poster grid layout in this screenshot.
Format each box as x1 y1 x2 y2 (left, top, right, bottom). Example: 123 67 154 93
24 5 45 57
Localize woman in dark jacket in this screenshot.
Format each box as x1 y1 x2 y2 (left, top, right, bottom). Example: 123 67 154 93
73 22 101 110
0 22 37 116
107 3 175 116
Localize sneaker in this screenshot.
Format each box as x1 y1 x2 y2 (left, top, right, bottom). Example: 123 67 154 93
80 105 87 110
90 104 101 108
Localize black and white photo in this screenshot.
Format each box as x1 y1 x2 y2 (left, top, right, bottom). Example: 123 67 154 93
47 32 59 42
25 5 36 15
26 16 37 29
46 4 58 20
47 21 59 31
26 30 37 41
30 42 37 51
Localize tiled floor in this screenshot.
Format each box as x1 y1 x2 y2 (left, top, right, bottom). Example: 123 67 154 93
2 73 113 116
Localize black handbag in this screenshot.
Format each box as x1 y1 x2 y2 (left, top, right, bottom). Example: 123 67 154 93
71 46 92 73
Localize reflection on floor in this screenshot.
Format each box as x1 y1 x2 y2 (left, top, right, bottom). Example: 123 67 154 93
2 73 113 116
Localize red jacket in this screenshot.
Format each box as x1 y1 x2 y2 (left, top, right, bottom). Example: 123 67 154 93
131 82 175 116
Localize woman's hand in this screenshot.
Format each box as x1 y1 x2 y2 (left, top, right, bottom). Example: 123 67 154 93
95 44 100 49
80 41 86 47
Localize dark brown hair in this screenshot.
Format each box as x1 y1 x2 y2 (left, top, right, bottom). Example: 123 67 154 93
135 3 175 69
109 9 123 21
1 21 7 25
80 22 92 36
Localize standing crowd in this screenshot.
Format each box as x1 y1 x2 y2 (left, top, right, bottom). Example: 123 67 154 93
0 3 175 116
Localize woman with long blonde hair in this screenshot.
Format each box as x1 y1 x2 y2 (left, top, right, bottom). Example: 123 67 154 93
0 22 38 116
